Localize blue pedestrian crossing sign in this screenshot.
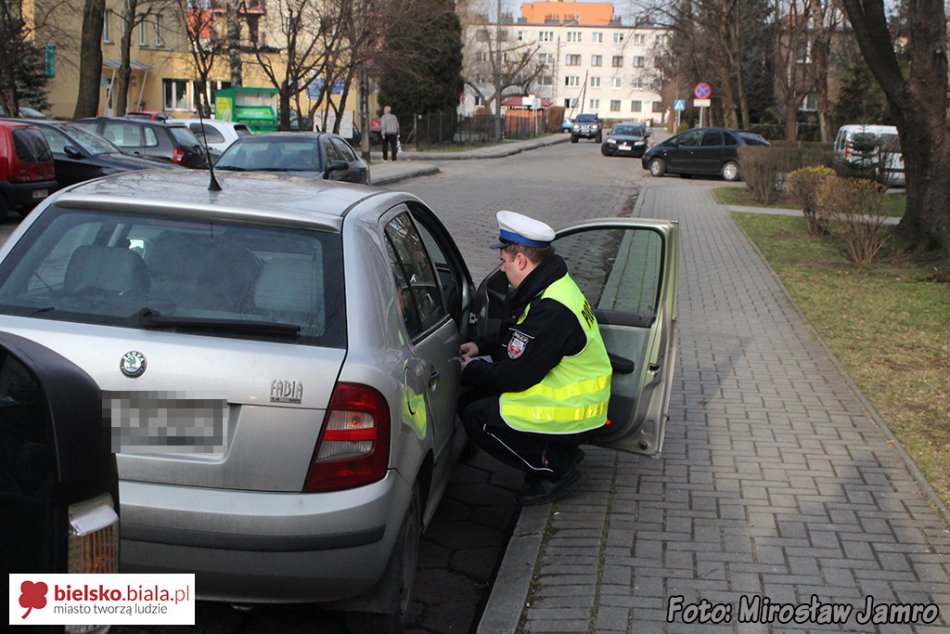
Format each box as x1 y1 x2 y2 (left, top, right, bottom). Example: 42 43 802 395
674 99 686 111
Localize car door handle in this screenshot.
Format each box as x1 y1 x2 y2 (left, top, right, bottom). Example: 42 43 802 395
428 368 439 391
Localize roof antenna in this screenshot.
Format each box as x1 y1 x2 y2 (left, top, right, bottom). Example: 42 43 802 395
196 83 222 192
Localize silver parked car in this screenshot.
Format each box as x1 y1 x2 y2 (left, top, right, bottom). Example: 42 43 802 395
0 170 679 630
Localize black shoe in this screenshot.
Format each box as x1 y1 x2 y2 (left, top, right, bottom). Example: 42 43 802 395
516 467 582 506
566 446 585 465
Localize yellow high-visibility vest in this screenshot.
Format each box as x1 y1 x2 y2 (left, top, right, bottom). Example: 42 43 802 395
500 273 612 433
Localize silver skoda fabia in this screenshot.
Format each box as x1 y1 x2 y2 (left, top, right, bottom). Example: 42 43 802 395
0 169 680 629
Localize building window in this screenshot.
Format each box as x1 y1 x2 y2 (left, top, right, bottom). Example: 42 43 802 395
564 98 578 108
610 77 622 89
567 31 582 43
652 101 664 113
474 96 483 106
631 77 644 89
517 31 526 42
475 51 487 62
613 33 624 44
799 92 817 111
153 14 163 46
589 99 599 110
610 100 621 112
539 31 554 42
590 76 601 87
611 56 623 68
138 14 147 45
476 30 489 42
538 75 553 85
592 32 603 43
163 79 190 111
566 54 581 66
103 10 112 43
591 54 602 66
538 53 554 65
633 56 645 68
633 33 646 46
631 100 642 112
565 76 580 87
796 40 812 64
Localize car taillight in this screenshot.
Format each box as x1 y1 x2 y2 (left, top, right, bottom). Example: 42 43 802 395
67 493 119 574
303 382 390 492
172 148 186 164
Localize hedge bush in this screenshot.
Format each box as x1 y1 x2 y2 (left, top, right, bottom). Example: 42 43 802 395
786 166 837 235
815 176 890 264
739 142 834 205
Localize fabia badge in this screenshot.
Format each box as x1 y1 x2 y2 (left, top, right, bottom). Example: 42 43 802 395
271 380 303 404
120 351 147 377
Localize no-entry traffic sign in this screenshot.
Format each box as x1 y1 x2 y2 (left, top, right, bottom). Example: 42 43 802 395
694 82 711 99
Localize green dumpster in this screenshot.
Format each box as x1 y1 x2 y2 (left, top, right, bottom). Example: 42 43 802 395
215 87 279 133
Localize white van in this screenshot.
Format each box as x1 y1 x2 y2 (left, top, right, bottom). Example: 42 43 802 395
833 124 905 187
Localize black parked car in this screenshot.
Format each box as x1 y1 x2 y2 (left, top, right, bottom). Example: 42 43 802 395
641 127 769 181
74 117 210 168
215 132 370 184
601 122 651 158
31 120 176 187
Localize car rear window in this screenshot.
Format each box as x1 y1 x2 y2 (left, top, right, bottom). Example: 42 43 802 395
189 123 226 144
12 129 52 163
0 206 346 348
168 126 203 149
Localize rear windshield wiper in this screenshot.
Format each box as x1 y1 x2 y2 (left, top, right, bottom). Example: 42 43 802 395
137 308 300 337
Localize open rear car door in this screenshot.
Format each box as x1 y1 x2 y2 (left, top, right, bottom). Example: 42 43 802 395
475 218 679 455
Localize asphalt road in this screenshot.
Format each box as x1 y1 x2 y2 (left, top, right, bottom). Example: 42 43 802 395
1 139 649 633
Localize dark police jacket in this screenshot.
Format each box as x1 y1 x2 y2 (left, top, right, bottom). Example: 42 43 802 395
461 255 587 394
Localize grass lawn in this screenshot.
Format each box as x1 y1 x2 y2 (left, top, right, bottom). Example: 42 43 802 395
716 186 907 217
732 213 950 506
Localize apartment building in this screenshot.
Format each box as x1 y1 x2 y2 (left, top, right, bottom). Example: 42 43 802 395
461 1 670 124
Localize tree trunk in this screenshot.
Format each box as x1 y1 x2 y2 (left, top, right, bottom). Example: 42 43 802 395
840 0 950 253
227 0 243 86
74 0 105 118
116 17 134 117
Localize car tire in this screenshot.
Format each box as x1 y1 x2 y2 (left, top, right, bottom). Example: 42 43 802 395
649 158 666 177
722 161 740 181
595 133 603 143
344 487 421 634
601 145 612 157
571 135 579 143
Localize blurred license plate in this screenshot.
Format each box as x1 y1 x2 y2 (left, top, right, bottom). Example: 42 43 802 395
32 189 48 199
105 392 228 454
619 144 631 151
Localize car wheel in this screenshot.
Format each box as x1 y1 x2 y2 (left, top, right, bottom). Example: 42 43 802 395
571 135 578 143
595 133 603 143
722 161 740 181
601 145 612 157
649 158 666 177
344 487 421 634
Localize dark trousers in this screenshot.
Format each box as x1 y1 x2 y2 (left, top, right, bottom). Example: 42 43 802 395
460 395 582 480
382 133 398 161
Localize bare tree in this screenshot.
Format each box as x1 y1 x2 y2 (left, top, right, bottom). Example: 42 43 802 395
838 0 949 253
769 0 814 140
176 0 223 116
115 0 176 116
74 0 106 118
226 0 243 85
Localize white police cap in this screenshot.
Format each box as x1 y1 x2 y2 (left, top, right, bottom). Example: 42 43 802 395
490 210 556 249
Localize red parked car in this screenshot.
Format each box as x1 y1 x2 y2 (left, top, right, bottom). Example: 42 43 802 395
0 119 57 217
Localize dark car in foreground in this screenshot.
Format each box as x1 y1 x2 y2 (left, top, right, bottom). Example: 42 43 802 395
642 126 769 181
215 132 370 184
1 331 119 634
74 117 210 168
601 122 650 158
31 119 175 187
0 119 57 216
571 113 602 143
0 169 678 630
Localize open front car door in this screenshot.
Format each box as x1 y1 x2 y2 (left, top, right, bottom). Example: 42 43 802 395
476 218 679 456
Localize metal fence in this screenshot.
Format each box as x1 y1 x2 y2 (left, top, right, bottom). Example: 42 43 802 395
407 111 548 149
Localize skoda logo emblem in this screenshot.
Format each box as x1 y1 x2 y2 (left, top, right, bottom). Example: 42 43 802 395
120 351 147 378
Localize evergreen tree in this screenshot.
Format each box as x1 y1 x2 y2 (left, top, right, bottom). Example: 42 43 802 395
15 44 50 110
377 0 463 118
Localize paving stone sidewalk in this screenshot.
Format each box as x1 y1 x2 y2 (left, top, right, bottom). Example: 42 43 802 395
480 178 950 633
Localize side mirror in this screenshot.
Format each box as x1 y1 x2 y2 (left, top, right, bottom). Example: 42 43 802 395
64 146 84 159
324 160 349 178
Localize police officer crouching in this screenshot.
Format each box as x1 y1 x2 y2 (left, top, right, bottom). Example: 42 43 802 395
459 211 612 505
